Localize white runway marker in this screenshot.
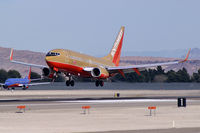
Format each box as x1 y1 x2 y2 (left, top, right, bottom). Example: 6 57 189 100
57 99 179 103
173 120 175 128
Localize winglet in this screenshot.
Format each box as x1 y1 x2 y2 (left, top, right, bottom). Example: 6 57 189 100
179 48 191 63
10 48 13 61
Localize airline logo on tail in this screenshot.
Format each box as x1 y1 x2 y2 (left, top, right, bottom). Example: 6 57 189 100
111 26 124 66
28 67 31 80
111 27 124 57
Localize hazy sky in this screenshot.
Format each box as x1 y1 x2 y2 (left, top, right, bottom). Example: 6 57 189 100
0 0 200 56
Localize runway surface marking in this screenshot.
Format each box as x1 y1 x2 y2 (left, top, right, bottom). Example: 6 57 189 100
0 102 81 107
0 99 197 107
57 99 179 103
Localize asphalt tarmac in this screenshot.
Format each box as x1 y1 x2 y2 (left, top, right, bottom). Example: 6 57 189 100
0 88 200 133
85 128 200 133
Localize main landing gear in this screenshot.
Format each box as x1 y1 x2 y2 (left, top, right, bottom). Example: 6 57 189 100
22 87 27 90
66 79 75 87
65 73 75 87
95 80 104 87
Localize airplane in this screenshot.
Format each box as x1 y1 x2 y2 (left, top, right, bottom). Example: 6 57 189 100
9 26 190 87
0 67 50 90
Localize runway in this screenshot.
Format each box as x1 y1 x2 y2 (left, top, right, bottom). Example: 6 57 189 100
0 99 199 111
0 89 200 133
87 128 200 133
0 96 200 112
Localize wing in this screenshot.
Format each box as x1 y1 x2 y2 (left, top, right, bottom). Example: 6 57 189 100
106 49 191 75
30 78 44 82
28 82 51 86
0 83 5 86
10 49 47 68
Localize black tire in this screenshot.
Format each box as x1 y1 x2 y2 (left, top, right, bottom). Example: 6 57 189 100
99 80 104 87
70 80 75 86
22 87 27 90
95 80 99 87
12 88 15 90
66 80 70 86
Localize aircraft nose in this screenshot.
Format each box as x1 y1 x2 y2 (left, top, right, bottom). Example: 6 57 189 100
45 56 52 62
4 82 9 86
45 56 56 67
45 51 61 67
45 51 59 61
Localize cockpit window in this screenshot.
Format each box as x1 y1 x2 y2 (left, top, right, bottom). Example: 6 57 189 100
46 52 60 56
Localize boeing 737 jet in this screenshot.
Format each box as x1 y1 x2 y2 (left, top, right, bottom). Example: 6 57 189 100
0 68 49 90
9 27 190 87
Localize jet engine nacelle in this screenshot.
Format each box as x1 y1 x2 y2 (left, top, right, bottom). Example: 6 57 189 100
91 68 101 77
42 67 51 77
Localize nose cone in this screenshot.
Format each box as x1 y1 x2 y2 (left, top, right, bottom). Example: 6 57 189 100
45 55 53 62
5 81 9 86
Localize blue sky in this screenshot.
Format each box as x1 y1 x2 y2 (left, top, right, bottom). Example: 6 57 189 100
0 0 200 56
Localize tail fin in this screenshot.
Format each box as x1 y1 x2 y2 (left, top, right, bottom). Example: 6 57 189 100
10 48 13 61
27 67 31 79
102 26 125 66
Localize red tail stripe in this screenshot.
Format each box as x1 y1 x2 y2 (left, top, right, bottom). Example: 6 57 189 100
112 33 124 66
28 67 31 79
10 49 13 60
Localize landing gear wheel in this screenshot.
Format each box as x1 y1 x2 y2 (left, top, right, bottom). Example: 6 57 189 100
65 73 75 87
66 80 75 87
99 80 104 87
66 80 70 86
70 80 74 86
95 80 99 87
12 87 15 90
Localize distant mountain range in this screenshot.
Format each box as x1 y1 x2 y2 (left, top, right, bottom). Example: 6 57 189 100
189 48 200 60
0 46 200 76
122 48 200 59
0 47 46 77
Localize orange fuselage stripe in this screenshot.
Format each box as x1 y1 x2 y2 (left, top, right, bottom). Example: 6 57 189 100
7 84 20 88
46 60 109 79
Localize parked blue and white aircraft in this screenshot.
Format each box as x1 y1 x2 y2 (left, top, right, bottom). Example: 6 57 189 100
0 68 50 90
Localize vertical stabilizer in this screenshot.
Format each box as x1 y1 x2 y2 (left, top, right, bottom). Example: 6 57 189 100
28 67 31 79
102 26 125 66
